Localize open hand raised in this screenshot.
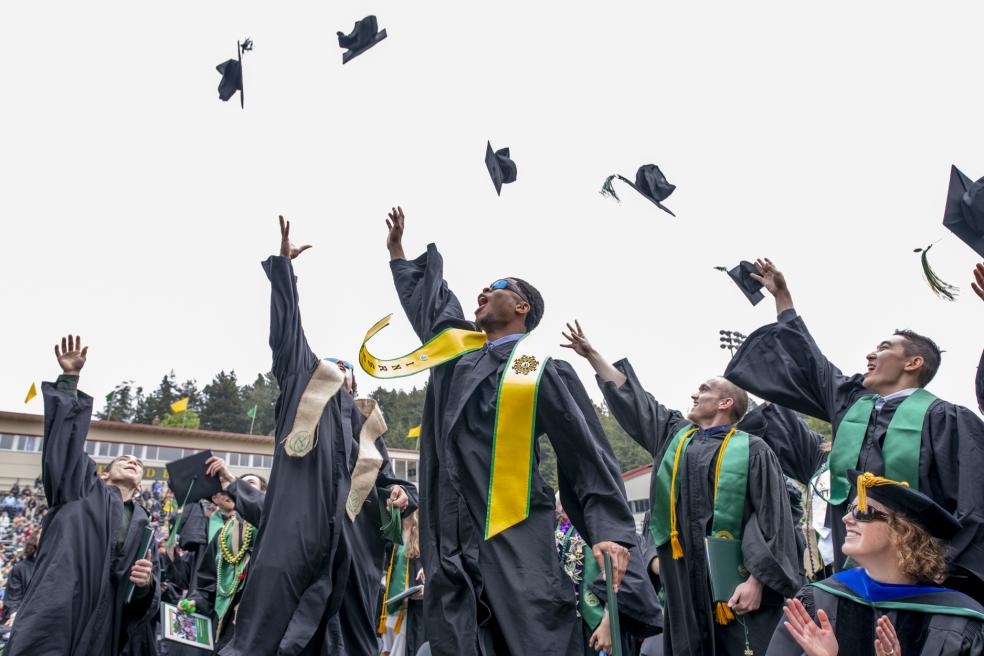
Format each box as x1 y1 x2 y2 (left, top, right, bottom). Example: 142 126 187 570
279 215 312 260
972 263 984 303
54 335 88 375
386 206 405 260
751 258 788 296
561 320 595 359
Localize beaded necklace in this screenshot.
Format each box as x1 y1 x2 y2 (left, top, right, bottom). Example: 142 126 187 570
216 517 254 598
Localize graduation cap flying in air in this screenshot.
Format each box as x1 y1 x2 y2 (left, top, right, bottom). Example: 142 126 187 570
216 38 252 109
338 15 387 64
600 164 676 216
485 141 517 195
912 163 984 301
719 261 765 306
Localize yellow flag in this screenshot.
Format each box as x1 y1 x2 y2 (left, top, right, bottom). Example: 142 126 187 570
406 425 421 438
24 383 37 404
170 397 189 413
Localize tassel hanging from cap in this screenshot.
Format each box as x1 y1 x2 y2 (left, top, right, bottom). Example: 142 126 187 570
600 175 621 202
915 244 959 301
714 602 735 625
856 472 908 513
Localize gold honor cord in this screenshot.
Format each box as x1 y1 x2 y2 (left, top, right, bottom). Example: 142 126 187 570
485 337 549 539
358 314 488 379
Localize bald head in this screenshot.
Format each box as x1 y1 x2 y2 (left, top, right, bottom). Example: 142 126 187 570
711 377 749 423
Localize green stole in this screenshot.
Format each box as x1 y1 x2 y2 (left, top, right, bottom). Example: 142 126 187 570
378 544 410 633
214 517 252 623
828 389 936 505
811 582 984 621
649 424 750 551
559 524 605 630
207 511 225 543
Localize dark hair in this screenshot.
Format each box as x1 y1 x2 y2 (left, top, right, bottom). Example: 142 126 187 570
243 474 268 491
893 329 942 387
510 277 545 331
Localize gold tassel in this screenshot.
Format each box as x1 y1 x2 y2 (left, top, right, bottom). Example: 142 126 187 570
715 602 735 625
856 472 907 513
670 530 684 559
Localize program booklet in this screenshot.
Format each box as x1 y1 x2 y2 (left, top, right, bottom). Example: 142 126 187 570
161 602 214 651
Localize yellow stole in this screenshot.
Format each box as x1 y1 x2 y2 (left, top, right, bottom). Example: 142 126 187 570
360 315 547 538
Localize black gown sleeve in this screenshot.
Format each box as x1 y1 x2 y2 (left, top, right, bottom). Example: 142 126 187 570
374 436 419 516
3 561 31 617
740 403 827 485
227 479 266 528
741 441 804 598
764 586 816 656
389 243 470 343
926 402 984 588
725 310 863 423
538 360 638 549
596 358 688 457
187 541 218 616
41 379 97 508
262 255 318 384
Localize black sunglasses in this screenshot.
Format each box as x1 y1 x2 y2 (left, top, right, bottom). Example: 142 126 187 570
847 503 889 523
489 278 529 303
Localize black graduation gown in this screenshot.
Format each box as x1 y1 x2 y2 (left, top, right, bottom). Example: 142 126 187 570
390 244 639 656
219 255 356 656
599 359 803 656
766 576 984 655
725 309 984 599
326 432 419 656
2 556 35 621
6 382 161 656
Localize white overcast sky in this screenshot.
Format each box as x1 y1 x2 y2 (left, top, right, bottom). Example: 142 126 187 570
3 1 984 418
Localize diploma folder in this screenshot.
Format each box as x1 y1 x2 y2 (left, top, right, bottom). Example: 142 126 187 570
383 584 423 607
705 536 749 602
161 602 214 651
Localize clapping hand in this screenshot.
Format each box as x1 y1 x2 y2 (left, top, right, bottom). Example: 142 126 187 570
279 215 312 260
874 615 901 656
55 335 88 375
782 598 839 656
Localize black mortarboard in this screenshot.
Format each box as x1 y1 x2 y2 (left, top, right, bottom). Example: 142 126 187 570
848 469 961 541
601 164 676 216
337 15 387 64
944 165 984 258
485 141 517 195
166 450 223 504
726 261 764 306
216 38 252 109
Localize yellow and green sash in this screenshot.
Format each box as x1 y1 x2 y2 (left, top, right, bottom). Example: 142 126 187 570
649 425 750 557
828 389 936 505
378 544 410 634
360 315 547 539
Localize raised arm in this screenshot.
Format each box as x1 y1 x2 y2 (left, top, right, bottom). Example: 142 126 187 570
385 207 468 342
42 335 98 507
562 321 685 456
738 403 826 485
262 215 316 383
972 263 984 414
725 259 860 422
205 456 265 527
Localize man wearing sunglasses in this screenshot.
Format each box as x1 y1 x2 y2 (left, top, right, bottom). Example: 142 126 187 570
383 207 638 656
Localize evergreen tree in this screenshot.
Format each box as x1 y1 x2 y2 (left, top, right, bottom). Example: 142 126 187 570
97 381 143 422
371 386 426 451
241 372 279 435
200 370 248 433
134 371 181 425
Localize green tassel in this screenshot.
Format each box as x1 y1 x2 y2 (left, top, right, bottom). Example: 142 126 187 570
915 244 958 301
600 174 621 202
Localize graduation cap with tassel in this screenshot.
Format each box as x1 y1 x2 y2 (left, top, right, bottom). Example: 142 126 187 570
338 15 387 64
216 37 252 108
601 164 676 216
913 163 984 301
485 141 517 195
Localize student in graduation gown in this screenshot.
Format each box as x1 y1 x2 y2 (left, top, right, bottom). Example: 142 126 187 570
724 258 984 599
2 535 37 626
324 362 418 655
555 497 663 655
768 471 984 656
219 216 362 656
562 322 802 655
380 513 426 656
181 468 265 653
6 335 160 656
972 262 984 414
383 208 637 656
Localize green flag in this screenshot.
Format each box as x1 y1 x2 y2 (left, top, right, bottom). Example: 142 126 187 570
246 404 257 418
105 391 114 403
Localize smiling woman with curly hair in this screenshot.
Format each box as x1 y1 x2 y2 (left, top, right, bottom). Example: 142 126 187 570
767 472 984 656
